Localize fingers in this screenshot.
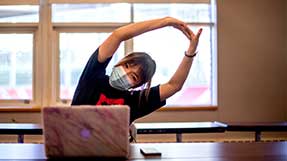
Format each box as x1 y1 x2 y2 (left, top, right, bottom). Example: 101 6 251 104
168 17 200 40
193 28 203 45
191 28 202 41
195 28 203 39
187 28 203 54
185 25 195 38
184 26 195 40
182 28 192 40
178 23 194 40
168 17 193 39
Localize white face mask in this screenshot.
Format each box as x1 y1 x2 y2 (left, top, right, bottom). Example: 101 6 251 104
109 66 133 91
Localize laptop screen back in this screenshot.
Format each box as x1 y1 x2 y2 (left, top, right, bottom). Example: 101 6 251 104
42 105 130 158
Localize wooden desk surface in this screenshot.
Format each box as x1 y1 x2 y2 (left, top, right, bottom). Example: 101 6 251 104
0 142 286 160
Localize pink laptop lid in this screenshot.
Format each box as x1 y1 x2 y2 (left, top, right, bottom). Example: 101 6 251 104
42 105 130 158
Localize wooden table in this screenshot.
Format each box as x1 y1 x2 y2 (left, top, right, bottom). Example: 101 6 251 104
0 142 286 160
226 122 287 142
135 121 227 142
0 123 42 143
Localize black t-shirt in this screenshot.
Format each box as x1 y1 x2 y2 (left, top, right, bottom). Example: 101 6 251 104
71 48 166 123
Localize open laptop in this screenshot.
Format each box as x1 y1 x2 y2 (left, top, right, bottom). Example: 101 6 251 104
42 105 130 158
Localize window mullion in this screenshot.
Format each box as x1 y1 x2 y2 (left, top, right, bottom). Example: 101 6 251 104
39 0 53 107
125 39 133 55
51 31 61 105
32 29 41 106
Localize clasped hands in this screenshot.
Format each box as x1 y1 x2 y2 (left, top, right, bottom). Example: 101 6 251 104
166 17 202 56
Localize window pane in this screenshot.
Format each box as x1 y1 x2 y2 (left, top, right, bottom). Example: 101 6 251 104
134 3 210 23
134 26 211 106
0 34 33 100
59 33 124 99
52 4 131 23
0 5 39 22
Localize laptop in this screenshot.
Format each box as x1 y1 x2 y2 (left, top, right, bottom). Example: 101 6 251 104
42 105 130 158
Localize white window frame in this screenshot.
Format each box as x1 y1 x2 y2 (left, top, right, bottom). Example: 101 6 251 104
0 1 41 108
0 23 41 107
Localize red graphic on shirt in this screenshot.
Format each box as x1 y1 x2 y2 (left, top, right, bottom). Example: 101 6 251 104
96 93 124 105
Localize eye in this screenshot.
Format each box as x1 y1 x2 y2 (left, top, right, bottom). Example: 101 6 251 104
128 73 138 83
131 75 137 81
125 63 129 69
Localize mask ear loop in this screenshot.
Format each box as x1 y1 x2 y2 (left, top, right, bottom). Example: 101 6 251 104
129 83 146 95
140 83 146 90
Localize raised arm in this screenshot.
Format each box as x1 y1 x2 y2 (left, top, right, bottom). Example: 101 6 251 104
159 28 202 101
98 17 193 63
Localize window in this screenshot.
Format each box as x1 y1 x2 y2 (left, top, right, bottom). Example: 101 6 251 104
134 26 211 106
59 33 124 99
0 3 39 105
0 0 217 108
0 34 34 100
52 3 130 23
132 3 216 106
52 1 217 107
0 5 39 22
133 3 210 22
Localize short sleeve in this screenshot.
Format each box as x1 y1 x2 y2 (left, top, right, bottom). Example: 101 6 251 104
71 47 112 105
128 85 166 122
77 48 112 86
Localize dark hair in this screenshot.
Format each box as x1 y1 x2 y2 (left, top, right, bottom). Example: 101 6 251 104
115 52 156 101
